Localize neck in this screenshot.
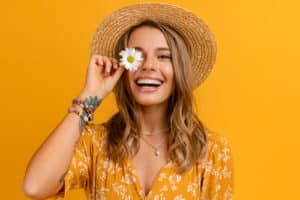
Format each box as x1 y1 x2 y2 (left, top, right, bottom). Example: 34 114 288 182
138 104 169 133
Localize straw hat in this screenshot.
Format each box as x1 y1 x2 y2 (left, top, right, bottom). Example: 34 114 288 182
90 2 216 87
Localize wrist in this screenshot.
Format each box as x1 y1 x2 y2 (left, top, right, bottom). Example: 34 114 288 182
78 90 106 101
68 95 103 134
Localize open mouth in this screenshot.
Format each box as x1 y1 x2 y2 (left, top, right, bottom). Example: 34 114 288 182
135 79 163 88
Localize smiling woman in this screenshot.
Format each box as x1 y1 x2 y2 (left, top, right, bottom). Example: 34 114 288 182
23 2 233 200
125 25 175 107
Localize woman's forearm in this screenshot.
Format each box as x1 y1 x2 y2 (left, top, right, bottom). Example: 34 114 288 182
23 111 82 199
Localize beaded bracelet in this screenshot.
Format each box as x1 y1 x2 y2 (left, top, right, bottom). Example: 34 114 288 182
67 104 82 116
68 96 102 134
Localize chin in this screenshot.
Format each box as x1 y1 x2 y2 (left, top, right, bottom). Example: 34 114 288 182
134 96 169 107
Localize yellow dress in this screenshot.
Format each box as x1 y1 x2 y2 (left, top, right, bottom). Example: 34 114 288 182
52 123 233 200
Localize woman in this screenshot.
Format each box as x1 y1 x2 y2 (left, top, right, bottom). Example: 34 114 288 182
23 3 233 200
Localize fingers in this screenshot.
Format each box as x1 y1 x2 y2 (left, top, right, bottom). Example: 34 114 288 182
101 56 113 76
110 57 125 80
111 58 119 70
90 54 123 76
101 56 125 82
111 65 126 81
91 55 103 68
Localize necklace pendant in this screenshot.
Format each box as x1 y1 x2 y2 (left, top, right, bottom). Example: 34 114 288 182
155 149 160 156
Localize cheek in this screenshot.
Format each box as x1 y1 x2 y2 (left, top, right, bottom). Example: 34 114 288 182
165 65 175 91
164 64 174 80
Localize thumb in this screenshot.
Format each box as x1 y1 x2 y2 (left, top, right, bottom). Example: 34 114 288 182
111 65 126 82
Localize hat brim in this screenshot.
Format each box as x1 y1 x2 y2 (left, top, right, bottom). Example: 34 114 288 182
90 2 217 87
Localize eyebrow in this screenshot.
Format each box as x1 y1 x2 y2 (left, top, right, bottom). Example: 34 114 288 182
134 47 170 52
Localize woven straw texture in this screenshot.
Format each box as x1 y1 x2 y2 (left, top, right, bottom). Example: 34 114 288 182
90 2 216 87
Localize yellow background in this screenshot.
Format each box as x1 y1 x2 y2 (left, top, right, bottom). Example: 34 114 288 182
1 0 299 199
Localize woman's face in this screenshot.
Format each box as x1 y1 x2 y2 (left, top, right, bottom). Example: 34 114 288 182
126 26 174 107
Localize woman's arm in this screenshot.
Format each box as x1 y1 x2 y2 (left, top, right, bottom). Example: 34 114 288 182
22 55 125 199
23 104 91 199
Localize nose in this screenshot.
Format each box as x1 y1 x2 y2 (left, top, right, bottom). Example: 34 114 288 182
141 55 157 71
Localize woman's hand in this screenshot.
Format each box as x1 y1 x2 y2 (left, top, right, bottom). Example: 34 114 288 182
79 55 125 99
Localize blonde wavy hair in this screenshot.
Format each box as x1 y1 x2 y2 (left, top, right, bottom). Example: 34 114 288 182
104 20 207 173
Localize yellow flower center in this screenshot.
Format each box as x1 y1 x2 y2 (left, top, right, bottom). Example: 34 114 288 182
127 55 135 63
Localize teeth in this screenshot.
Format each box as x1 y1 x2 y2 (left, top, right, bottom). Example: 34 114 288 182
136 79 162 85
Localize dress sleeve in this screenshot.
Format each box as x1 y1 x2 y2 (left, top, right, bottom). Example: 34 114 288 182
49 123 99 199
200 132 234 200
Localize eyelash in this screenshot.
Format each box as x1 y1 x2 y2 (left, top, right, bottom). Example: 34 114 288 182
158 55 172 59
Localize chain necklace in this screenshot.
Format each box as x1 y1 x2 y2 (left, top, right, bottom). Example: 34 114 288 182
140 136 166 156
140 128 169 156
140 127 170 136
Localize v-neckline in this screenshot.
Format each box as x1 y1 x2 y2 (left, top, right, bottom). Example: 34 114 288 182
126 159 172 198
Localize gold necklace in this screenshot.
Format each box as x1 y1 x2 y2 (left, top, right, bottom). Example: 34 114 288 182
139 128 169 156
140 136 165 156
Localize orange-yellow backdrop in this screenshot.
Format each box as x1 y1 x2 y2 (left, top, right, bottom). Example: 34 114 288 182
1 0 299 199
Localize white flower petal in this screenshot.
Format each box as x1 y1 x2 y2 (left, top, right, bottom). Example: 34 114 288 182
119 47 143 71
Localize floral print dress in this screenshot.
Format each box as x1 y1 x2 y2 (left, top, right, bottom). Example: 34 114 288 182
52 123 233 200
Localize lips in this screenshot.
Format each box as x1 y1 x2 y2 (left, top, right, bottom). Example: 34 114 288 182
135 76 164 88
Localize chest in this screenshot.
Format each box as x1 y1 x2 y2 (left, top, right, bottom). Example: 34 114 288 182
130 142 169 195
94 152 201 199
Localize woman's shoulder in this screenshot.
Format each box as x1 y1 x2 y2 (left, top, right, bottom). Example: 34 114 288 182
198 128 234 197
204 127 231 149
203 127 233 164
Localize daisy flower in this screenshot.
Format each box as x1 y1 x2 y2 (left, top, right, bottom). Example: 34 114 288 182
119 48 143 71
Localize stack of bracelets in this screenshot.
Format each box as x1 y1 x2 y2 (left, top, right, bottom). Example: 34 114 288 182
67 96 102 134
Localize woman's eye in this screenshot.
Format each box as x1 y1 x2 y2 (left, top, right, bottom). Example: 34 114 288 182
158 55 172 60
